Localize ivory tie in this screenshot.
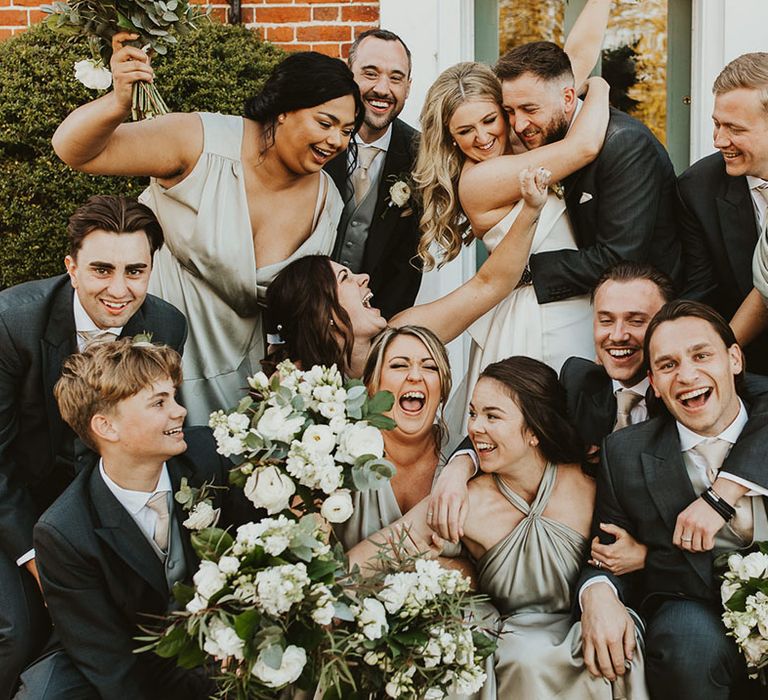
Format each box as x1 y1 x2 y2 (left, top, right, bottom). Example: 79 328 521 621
352 146 382 204
76 329 117 349
613 390 643 431
146 492 170 552
757 183 768 235
692 438 753 541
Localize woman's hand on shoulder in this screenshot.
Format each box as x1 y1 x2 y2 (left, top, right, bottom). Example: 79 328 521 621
589 523 648 576
110 32 154 113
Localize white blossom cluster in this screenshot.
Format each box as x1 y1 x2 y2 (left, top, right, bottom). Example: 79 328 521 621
202 616 245 661
233 515 301 556
379 560 471 618
209 409 251 458
721 551 768 670
251 645 307 688
254 562 311 616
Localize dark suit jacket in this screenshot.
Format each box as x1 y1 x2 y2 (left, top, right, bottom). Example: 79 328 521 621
580 398 768 610
326 118 422 319
678 152 768 373
530 108 681 304
0 274 187 562
33 428 251 700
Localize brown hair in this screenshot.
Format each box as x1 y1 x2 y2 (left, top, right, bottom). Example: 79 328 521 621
67 195 164 259
363 325 452 449
495 41 574 85
348 28 412 77
263 255 354 374
644 300 745 387
591 261 677 304
713 52 768 114
54 338 182 451
479 356 584 465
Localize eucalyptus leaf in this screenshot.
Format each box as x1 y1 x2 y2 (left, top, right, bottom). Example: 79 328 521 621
190 527 234 561
260 644 284 671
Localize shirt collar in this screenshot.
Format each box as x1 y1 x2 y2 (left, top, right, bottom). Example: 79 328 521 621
73 291 123 337
677 399 748 451
353 123 393 152
99 460 172 515
566 99 584 134
746 175 768 191
611 376 650 398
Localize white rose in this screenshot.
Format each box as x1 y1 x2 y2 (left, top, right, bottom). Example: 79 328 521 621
741 635 768 666
244 466 296 514
738 552 768 581
193 560 227 600
227 412 251 434
336 422 384 464
218 555 241 576
721 580 741 607
257 405 305 443
183 501 220 530
203 618 245 660
318 401 345 420
73 59 113 90
356 597 389 641
320 489 354 523
251 645 307 688
248 372 270 391
302 424 336 455
328 415 347 434
389 180 411 207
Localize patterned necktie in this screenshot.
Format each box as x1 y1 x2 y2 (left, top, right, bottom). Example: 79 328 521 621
692 438 753 542
613 390 643 431
76 329 117 350
146 492 170 552
352 146 382 204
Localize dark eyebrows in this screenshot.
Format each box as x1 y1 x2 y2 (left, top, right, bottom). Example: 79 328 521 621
360 63 406 79
88 261 115 270
318 110 357 129
126 263 149 271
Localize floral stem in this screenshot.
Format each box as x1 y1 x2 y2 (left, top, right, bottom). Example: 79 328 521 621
131 82 170 121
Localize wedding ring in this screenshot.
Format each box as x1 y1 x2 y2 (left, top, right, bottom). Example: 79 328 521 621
681 536 692 542
427 511 434 518
595 561 602 569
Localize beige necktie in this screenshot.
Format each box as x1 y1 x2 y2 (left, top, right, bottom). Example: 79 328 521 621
352 146 382 204
692 438 753 541
77 329 117 350
756 183 768 236
613 390 643 431
146 492 170 552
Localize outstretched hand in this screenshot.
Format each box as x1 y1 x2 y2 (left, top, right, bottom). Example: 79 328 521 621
110 32 154 111
519 166 551 211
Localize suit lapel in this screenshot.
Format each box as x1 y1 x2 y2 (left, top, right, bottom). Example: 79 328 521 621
121 305 148 340
90 468 168 597
41 282 77 460
717 175 759 298
640 422 711 586
167 458 199 573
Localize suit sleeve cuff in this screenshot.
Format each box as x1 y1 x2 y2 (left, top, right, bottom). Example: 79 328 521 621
16 548 35 567
578 576 619 612
717 473 768 497
446 449 479 476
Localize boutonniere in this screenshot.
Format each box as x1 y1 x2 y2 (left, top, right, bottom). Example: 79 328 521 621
175 477 224 531
382 173 413 218
550 182 565 200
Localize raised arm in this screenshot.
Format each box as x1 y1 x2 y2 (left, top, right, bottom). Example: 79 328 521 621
392 167 547 343
460 77 610 233
52 32 201 181
564 0 611 88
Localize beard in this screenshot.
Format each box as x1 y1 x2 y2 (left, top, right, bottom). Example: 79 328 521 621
541 112 570 145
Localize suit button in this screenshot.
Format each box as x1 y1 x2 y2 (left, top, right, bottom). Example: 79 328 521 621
168 560 175 569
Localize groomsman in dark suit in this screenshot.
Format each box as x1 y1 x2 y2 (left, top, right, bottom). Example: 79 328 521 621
579 300 768 699
16 340 244 699
326 29 422 319
560 261 675 455
679 52 768 374
0 196 186 698
495 41 681 301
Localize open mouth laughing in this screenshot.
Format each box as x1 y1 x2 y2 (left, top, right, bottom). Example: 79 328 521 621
474 440 496 454
163 426 184 437
366 97 393 114
606 346 640 362
677 386 713 410
362 291 374 308
100 299 132 314
399 390 425 414
311 145 335 163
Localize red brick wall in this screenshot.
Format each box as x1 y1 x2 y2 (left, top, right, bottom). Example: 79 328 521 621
0 1 380 57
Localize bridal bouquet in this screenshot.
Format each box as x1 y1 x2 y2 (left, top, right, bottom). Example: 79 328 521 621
721 545 768 679
42 0 206 119
210 361 396 523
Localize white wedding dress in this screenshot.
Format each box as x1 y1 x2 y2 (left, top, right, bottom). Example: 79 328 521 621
447 193 593 437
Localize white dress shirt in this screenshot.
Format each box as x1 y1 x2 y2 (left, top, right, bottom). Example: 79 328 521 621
612 376 651 425
73 292 123 352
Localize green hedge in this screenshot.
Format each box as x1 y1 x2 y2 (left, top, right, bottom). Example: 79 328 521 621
0 21 284 289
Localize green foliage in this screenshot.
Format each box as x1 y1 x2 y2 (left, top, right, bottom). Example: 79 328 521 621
0 21 284 289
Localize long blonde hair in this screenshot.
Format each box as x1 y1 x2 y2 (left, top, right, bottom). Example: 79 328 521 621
413 62 504 269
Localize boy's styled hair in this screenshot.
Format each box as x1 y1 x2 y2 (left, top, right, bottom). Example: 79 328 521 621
54 338 182 451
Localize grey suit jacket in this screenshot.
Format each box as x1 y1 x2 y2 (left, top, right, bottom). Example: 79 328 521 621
0 274 187 561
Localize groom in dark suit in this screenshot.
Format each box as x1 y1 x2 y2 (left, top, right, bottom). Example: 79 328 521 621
0 195 186 698
16 340 247 699
579 300 768 699
678 52 768 374
495 41 681 302
326 29 422 319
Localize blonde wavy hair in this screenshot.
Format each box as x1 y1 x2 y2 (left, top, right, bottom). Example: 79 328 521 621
413 62 505 269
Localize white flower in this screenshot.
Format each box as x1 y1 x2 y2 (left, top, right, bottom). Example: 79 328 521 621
741 634 768 666
257 405 305 443
227 412 251 434
424 688 445 700
737 552 768 581
193 560 227 600
328 415 348 434
251 645 307 688
233 515 299 556
450 665 487 695
385 665 416 698
302 424 336 455
318 401 345 420
217 555 240 576
73 59 113 90
183 501 220 530
336 422 384 464
254 563 309 616
320 489 354 523
203 617 245 660
286 443 343 494
389 180 411 207
311 584 336 626
244 466 296 514
186 593 207 613
248 372 270 391
356 597 389 641
721 579 741 607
